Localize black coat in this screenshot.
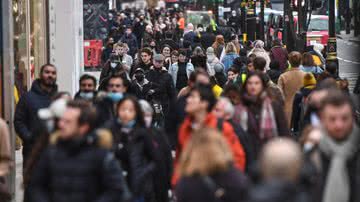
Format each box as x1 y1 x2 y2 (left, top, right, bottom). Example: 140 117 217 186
106 121 157 201
27 134 131 202
120 34 138 57
200 32 216 49
246 180 310 202
190 55 207 69
145 68 176 116
14 79 57 161
175 167 249 202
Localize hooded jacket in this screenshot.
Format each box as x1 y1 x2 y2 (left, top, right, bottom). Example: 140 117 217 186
14 79 57 160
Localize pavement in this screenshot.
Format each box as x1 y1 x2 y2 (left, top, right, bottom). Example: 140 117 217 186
337 30 360 43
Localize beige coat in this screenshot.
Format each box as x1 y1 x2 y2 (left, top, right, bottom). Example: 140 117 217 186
278 68 306 126
0 118 11 176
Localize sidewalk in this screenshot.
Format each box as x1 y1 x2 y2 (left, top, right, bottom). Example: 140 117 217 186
337 30 360 43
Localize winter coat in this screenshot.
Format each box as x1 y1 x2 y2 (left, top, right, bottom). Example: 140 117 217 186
265 77 285 107
14 79 57 162
300 65 323 75
99 61 126 86
145 67 176 116
267 69 282 84
130 79 152 100
142 32 154 46
221 53 239 72
277 68 306 126
206 56 221 76
291 87 314 137
120 54 133 75
183 31 196 44
247 180 310 202
175 167 248 202
120 34 138 57
238 95 290 158
200 32 216 49
27 132 131 202
93 96 116 128
130 61 153 77
169 62 194 88
248 48 271 70
172 113 247 185
106 121 158 201
270 46 288 71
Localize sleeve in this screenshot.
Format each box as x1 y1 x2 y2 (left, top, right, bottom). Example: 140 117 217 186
95 152 132 202
14 95 32 143
27 149 51 202
223 122 246 172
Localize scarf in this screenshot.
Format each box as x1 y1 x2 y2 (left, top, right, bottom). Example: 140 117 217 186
319 125 360 202
259 96 278 140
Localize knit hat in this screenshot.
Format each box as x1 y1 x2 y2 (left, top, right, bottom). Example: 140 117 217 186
303 73 317 88
214 63 224 73
206 47 215 55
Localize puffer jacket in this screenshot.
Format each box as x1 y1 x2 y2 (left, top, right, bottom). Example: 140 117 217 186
27 132 132 202
14 79 57 162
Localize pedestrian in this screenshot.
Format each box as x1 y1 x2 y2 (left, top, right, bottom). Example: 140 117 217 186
95 73 130 126
267 60 282 84
291 73 317 137
130 47 153 76
310 43 326 68
213 63 227 88
183 23 196 44
253 57 285 106
130 68 152 100
212 97 256 172
247 138 309 202
169 49 195 92
14 64 58 165
226 67 242 86
248 40 271 70
172 84 247 185
228 10 241 33
161 45 172 69
0 118 11 202
120 26 138 57
269 39 288 71
138 99 173 202
143 25 154 46
117 42 134 76
313 89 360 202
212 35 225 59
170 50 179 65
300 52 323 75
190 46 207 70
145 54 176 120
101 37 115 64
175 128 248 202
74 74 97 102
278 51 307 126
239 71 290 157
221 42 239 72
99 53 126 86
27 100 132 202
206 47 221 77
105 96 158 202
200 27 216 50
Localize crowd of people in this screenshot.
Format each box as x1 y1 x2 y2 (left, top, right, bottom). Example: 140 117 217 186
0 7 359 202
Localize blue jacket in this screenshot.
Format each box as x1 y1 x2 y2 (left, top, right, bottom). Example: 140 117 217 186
14 79 57 158
221 53 239 72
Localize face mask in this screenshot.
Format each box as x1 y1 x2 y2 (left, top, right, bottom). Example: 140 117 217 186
144 116 152 128
110 62 118 68
135 74 145 82
79 91 94 100
108 92 123 103
303 142 314 153
118 118 136 128
45 119 55 133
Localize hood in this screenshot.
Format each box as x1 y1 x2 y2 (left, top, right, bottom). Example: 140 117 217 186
31 79 58 96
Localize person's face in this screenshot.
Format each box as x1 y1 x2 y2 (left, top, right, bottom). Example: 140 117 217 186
108 38 114 44
247 63 255 72
246 75 264 97
126 28 132 35
107 78 126 93
195 74 210 85
153 60 164 69
40 65 57 86
162 47 171 57
80 79 96 92
178 54 186 63
185 90 207 115
150 41 156 47
114 46 122 55
141 52 151 64
58 108 81 139
212 100 226 119
172 55 179 63
320 104 354 141
227 71 238 81
118 47 126 55
118 100 136 125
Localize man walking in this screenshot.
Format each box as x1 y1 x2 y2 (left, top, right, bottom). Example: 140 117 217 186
14 64 58 164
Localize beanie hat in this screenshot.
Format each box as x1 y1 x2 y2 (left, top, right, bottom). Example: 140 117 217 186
303 73 317 88
206 47 215 55
214 63 224 73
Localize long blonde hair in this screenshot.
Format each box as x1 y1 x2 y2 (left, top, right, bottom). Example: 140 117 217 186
177 128 233 177
225 42 237 54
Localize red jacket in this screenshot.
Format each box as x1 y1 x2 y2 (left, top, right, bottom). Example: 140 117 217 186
172 113 246 186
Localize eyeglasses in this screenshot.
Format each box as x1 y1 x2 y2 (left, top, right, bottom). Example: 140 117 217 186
108 84 123 88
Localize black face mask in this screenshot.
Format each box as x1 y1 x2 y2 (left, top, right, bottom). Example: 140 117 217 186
135 74 145 82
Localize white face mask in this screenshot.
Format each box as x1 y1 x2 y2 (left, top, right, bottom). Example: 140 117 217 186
110 62 118 68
